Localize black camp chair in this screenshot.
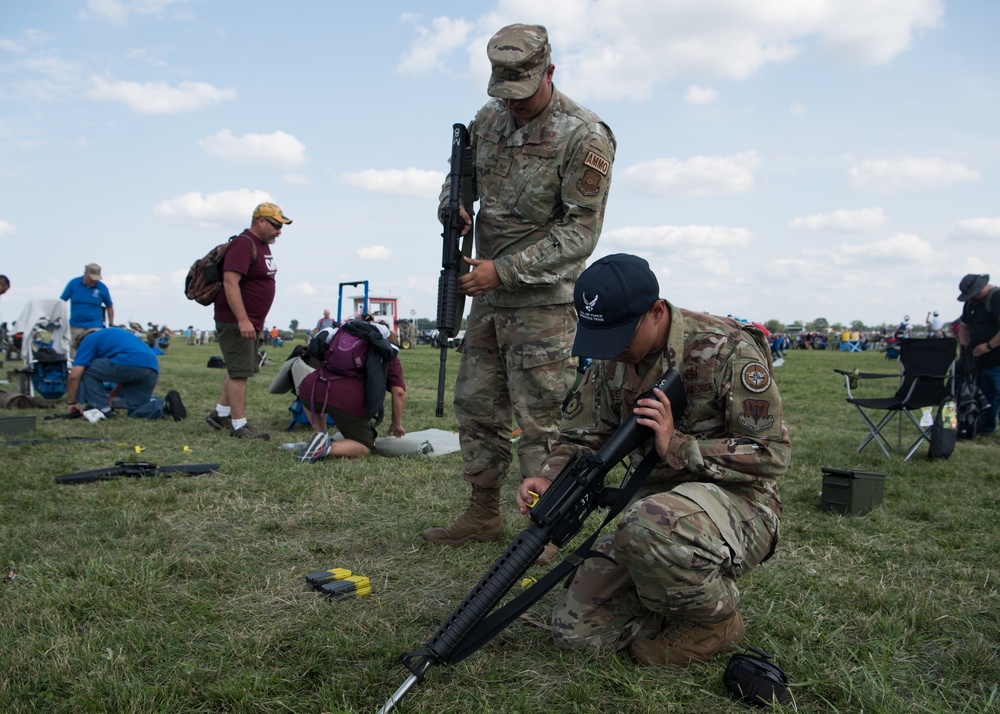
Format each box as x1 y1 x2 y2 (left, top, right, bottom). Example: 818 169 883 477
835 338 957 460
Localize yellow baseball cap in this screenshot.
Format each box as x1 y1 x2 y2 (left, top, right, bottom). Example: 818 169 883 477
253 202 293 224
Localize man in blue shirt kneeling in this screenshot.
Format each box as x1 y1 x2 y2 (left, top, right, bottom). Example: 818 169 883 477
66 328 186 421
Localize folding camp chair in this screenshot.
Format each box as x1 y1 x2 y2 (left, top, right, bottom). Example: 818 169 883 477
835 337 957 460
14 299 72 399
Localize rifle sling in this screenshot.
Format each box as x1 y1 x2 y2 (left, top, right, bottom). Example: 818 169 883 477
446 448 662 665
453 146 475 334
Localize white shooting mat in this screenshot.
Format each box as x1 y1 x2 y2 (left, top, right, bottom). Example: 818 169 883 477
332 427 461 458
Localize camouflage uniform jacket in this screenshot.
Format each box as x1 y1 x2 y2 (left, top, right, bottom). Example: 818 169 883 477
440 88 616 309
542 303 790 510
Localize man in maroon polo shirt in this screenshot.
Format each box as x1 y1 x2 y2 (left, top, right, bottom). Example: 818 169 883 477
206 201 291 439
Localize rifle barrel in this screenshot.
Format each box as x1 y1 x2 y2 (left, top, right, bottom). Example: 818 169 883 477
375 673 420 714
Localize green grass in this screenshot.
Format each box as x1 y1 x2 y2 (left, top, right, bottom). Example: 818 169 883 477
0 342 997 713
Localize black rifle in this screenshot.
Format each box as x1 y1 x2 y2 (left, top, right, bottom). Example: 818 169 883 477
379 370 686 713
54 461 218 485
435 123 475 417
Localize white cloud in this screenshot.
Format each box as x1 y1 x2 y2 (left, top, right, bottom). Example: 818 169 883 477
154 189 274 225
789 207 887 232
87 75 237 114
20 56 82 81
168 268 188 286
0 38 27 52
598 225 752 288
848 157 980 192
397 16 476 74
950 217 1000 240
106 273 162 291
290 282 318 297
81 0 191 25
342 168 444 198
684 84 719 105
10 55 83 101
810 233 936 267
604 224 751 249
0 220 16 236
358 246 393 261
126 48 169 68
401 0 944 100
199 129 306 171
818 0 944 65
620 152 760 196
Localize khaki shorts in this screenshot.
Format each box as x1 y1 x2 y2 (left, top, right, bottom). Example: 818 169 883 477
216 322 259 379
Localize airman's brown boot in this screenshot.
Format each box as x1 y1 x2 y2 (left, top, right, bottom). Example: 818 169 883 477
423 487 503 546
629 612 745 666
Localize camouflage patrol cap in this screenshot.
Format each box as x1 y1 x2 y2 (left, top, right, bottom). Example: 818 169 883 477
486 24 551 100
572 254 660 360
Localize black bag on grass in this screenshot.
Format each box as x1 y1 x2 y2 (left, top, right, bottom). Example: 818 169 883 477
927 396 958 460
724 648 789 706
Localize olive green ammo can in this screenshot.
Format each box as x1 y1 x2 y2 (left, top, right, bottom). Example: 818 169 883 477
820 467 886 516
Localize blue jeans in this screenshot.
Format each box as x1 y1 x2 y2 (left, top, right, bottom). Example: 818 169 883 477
977 364 1000 434
79 358 165 419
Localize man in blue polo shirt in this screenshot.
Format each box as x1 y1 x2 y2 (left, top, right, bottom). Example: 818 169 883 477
66 328 186 420
60 263 114 346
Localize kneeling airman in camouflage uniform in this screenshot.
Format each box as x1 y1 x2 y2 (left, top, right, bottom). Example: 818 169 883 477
517 254 791 665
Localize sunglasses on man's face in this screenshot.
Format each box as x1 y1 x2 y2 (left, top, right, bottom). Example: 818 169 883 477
265 218 283 230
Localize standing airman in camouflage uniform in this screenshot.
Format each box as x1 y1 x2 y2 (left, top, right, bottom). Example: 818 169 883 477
516 254 791 665
424 24 616 551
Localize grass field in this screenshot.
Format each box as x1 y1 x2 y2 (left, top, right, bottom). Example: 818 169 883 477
0 339 997 713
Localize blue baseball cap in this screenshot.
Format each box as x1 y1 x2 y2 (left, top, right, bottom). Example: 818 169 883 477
573 254 659 359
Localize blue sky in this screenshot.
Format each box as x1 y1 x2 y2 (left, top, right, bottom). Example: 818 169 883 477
1 0 997 334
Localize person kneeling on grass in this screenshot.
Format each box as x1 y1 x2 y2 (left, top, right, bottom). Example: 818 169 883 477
296 319 406 462
515 254 790 666
66 328 186 421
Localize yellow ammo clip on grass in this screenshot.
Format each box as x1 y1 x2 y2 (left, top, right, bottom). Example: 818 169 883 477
304 568 352 588
321 576 370 600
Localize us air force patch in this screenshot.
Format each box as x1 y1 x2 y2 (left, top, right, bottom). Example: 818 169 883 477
737 398 775 432
577 169 602 196
741 362 771 393
562 390 584 420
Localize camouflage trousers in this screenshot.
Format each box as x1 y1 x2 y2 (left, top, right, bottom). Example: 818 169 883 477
454 301 577 489
551 482 780 651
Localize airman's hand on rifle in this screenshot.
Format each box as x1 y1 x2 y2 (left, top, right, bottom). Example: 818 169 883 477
633 387 676 459
457 205 472 236
516 477 551 515
458 257 500 296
